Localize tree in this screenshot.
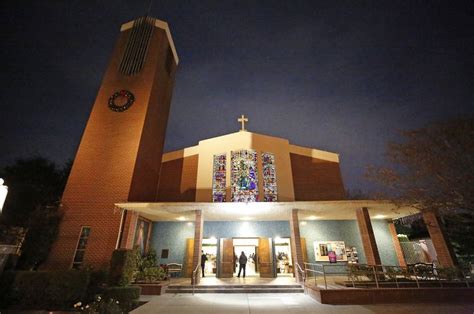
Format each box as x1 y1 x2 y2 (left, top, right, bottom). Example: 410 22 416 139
367 118 474 264
0 156 71 269
367 117 474 214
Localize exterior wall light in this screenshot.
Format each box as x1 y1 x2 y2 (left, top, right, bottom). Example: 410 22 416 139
0 178 7 213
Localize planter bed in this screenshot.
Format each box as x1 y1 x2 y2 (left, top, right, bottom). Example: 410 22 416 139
133 283 163 295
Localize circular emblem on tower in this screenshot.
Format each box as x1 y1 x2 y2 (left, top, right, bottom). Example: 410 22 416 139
108 90 135 112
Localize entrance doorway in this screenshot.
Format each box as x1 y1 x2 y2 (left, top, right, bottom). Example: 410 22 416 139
274 237 293 277
217 237 275 278
233 238 259 277
202 238 217 277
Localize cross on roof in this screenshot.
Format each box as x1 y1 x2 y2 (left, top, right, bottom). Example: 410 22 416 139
238 114 248 131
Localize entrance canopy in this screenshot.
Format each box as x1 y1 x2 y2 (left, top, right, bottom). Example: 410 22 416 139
114 200 418 222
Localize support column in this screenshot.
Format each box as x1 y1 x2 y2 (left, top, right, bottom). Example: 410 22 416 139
422 210 456 267
290 209 305 283
388 221 406 267
191 210 204 284
119 210 139 249
356 207 381 265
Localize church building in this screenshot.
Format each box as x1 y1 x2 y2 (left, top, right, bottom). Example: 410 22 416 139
45 17 457 280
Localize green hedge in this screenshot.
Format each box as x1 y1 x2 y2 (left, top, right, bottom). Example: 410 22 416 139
109 249 138 286
104 286 141 312
0 270 90 310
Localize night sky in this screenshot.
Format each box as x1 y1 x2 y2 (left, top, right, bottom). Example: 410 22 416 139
1 1 473 193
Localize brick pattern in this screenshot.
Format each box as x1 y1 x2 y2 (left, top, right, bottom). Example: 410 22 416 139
356 207 381 265
191 210 203 284
422 210 456 267
290 209 305 283
44 21 178 270
156 155 199 201
290 154 345 201
388 222 406 267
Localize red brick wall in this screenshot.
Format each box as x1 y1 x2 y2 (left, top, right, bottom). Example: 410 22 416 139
156 155 199 201
44 21 177 270
290 153 345 201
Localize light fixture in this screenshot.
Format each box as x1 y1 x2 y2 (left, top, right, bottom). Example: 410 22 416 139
307 215 319 220
373 214 386 219
239 216 252 221
176 216 186 221
186 222 193 226
0 178 8 213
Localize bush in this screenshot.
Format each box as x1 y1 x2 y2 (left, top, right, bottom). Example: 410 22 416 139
0 270 90 310
104 286 141 312
135 266 166 283
437 267 459 281
109 249 138 286
135 249 166 283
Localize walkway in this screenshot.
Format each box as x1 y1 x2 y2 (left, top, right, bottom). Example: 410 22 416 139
132 293 474 314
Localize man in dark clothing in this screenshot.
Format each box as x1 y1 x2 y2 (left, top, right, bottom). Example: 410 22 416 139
201 250 208 277
237 251 248 278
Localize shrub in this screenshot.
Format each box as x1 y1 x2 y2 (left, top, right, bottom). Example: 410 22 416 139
75 295 123 314
109 248 138 286
104 286 141 312
1 270 90 310
437 267 459 281
135 266 166 283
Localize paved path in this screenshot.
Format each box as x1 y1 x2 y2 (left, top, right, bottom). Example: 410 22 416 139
132 293 474 314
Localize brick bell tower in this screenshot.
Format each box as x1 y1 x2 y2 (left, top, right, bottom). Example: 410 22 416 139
45 17 179 269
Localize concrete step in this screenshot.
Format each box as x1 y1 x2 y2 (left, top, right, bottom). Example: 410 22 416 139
165 284 304 294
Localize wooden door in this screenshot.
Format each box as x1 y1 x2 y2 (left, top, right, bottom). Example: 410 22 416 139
258 238 275 278
219 238 234 278
184 238 194 277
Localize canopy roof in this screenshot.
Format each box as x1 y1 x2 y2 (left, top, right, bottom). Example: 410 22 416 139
114 200 418 222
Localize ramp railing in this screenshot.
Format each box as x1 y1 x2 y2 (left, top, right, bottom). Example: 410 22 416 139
304 262 471 290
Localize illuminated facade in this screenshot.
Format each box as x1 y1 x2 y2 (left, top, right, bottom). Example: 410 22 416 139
46 16 457 280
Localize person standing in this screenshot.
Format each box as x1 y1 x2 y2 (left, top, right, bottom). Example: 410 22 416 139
201 250 208 277
237 251 248 278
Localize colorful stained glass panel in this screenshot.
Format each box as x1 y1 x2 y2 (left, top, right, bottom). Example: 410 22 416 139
231 150 258 202
262 152 278 202
212 153 226 202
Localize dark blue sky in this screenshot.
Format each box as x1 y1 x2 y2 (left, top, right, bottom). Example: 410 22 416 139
1 1 473 193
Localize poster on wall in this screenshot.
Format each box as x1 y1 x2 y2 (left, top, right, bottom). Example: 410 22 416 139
134 218 151 255
314 241 347 262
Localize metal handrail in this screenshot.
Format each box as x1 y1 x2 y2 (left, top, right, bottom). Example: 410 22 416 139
191 262 201 295
302 262 471 290
295 263 306 291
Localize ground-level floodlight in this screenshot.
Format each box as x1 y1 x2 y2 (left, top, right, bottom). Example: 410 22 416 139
0 178 8 213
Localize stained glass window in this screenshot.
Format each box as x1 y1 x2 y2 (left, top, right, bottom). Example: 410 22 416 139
212 153 227 202
262 152 278 202
231 150 258 202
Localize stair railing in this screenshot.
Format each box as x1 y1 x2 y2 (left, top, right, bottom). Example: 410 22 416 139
295 263 306 292
192 262 201 295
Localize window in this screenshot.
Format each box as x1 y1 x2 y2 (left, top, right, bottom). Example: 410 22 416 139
262 152 278 201
72 227 91 269
231 150 258 202
212 153 227 202
161 249 169 259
